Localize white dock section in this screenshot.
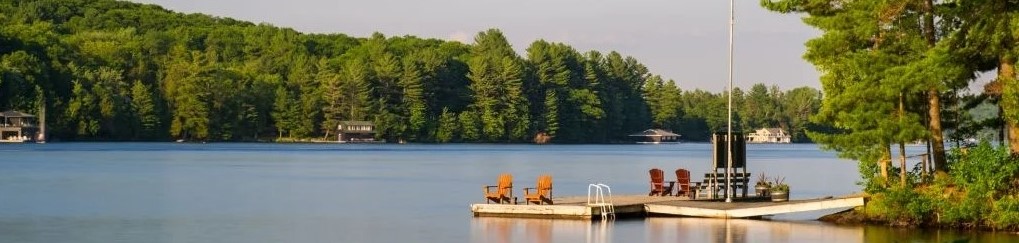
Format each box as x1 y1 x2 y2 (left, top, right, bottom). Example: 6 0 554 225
471 195 866 219
644 196 865 218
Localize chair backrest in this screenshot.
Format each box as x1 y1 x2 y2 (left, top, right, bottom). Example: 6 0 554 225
649 168 664 188
497 173 513 195
676 169 690 184
536 174 552 196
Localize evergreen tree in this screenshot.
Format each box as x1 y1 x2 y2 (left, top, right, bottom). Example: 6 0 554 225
435 107 458 143
130 80 161 139
272 85 298 138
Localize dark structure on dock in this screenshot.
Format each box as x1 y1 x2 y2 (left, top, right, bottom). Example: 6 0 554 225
704 132 748 198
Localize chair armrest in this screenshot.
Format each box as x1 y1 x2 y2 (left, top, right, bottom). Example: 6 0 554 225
523 187 536 194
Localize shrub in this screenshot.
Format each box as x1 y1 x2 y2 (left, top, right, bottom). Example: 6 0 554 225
990 196 1019 229
866 185 934 224
948 142 1018 198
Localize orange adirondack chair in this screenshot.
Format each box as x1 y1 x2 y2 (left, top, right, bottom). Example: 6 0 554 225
649 168 675 196
524 174 553 205
675 168 692 198
484 173 514 204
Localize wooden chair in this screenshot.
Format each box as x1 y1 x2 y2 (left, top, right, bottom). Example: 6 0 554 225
524 174 553 205
675 168 692 198
484 173 514 204
648 168 674 196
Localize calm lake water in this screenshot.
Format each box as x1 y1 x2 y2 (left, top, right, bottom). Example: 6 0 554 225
0 142 1016 242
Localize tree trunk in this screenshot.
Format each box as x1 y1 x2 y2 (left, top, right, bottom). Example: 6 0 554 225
900 142 907 186
899 92 907 186
1002 58 1019 154
881 144 891 185
928 89 947 173
1010 120 1019 155
922 0 948 173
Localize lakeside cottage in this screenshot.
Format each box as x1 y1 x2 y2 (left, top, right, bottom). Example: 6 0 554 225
746 128 791 143
0 110 38 142
337 121 376 143
628 129 681 144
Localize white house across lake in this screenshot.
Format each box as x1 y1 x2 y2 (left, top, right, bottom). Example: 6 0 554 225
746 128 791 143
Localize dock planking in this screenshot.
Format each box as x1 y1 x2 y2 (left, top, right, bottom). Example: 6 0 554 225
471 194 865 219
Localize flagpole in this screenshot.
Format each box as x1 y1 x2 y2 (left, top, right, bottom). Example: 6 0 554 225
725 0 735 203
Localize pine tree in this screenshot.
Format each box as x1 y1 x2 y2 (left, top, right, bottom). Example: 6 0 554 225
130 80 160 139
435 107 458 143
544 89 560 138
400 58 428 141
272 85 297 138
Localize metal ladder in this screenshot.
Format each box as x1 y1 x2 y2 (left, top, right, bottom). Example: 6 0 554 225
587 183 615 219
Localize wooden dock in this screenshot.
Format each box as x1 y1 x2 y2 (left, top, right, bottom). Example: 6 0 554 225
471 194 865 219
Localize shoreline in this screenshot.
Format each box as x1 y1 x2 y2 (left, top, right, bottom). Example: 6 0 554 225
819 208 1019 233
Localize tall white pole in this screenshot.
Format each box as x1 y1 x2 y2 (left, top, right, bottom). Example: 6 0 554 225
725 0 735 203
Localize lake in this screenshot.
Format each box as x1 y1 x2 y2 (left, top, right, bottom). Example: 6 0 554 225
0 143 1015 242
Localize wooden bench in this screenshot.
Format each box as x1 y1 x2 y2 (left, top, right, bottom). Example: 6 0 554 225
697 172 751 199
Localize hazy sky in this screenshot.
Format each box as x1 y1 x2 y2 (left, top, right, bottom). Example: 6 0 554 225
130 0 821 92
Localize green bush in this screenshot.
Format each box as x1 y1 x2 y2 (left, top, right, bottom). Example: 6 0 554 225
940 142 1019 228
939 194 986 225
866 185 934 223
857 157 887 194
990 196 1019 229
948 142 1018 197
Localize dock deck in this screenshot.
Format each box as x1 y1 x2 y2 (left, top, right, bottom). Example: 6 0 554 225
471 194 865 219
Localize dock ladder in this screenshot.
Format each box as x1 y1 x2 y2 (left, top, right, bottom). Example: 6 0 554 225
587 183 615 219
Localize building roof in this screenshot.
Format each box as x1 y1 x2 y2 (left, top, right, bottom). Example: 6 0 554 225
752 128 789 137
0 110 35 118
337 121 373 126
628 129 681 137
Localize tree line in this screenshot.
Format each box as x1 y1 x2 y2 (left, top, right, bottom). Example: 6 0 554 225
763 0 1019 230
763 0 1019 181
0 0 821 143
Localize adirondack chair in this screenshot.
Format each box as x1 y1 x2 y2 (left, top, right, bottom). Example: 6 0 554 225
675 168 692 198
524 174 553 205
648 168 675 196
484 173 514 204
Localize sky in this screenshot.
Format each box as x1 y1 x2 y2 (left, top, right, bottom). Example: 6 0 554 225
130 0 822 92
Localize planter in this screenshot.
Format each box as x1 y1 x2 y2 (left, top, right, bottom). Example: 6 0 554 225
770 190 789 202
755 185 770 197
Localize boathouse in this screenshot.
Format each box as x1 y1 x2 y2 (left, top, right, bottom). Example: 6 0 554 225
628 129 681 144
0 110 38 142
337 121 376 143
746 128 791 143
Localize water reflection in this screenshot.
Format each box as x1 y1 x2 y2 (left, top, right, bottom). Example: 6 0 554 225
472 217 867 243
646 217 866 242
470 217 613 243
472 216 1019 243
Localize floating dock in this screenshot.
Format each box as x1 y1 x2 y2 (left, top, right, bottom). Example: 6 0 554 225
471 194 865 219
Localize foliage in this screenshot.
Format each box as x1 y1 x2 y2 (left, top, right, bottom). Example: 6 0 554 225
0 0 822 143
990 196 1019 230
858 143 1019 229
770 176 788 192
948 142 1019 198
755 173 771 187
864 185 935 224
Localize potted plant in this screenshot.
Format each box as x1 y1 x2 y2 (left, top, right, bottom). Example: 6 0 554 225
770 176 789 202
754 173 771 197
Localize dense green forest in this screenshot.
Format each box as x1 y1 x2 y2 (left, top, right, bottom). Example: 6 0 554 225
0 0 821 143
763 0 1019 230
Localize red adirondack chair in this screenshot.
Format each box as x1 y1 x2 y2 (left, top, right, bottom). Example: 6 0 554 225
649 168 675 196
675 168 692 198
